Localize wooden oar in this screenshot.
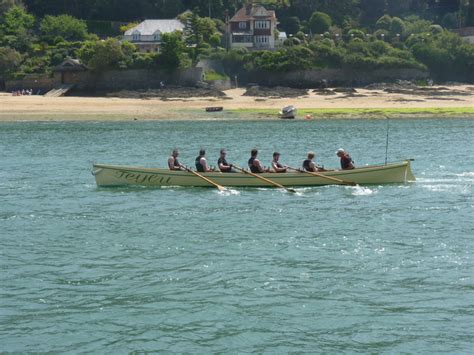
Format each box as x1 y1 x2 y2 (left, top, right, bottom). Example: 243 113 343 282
181 165 226 191
288 167 357 186
232 165 297 193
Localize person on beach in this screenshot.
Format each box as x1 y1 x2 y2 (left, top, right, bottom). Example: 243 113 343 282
248 149 268 173
217 149 233 173
336 148 355 170
168 149 182 170
195 149 214 172
303 152 324 172
271 152 287 173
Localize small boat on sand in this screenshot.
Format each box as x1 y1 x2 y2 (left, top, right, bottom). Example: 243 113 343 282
279 105 297 119
205 106 223 112
92 160 415 188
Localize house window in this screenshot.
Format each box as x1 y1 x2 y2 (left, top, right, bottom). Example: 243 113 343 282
255 36 269 44
132 32 141 41
153 33 161 41
255 21 269 29
239 22 247 29
232 35 253 43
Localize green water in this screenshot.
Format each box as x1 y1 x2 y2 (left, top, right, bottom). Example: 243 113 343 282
1 119 473 352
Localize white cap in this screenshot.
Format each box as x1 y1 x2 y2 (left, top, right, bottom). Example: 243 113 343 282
336 148 345 154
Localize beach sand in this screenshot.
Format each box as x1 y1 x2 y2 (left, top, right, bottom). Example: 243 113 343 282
1 86 474 121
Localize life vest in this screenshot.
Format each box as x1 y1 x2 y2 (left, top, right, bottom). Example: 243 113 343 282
195 156 205 172
303 159 313 171
248 157 260 173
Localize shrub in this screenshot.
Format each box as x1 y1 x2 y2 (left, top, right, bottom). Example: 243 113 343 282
390 17 406 36
376 15 392 31
309 12 332 34
40 15 88 43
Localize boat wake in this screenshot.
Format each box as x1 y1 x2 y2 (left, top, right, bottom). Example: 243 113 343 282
350 185 377 196
218 188 240 196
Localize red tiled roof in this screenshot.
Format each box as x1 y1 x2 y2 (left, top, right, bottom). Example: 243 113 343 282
230 5 276 22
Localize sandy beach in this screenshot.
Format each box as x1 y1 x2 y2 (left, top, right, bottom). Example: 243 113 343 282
1 86 474 121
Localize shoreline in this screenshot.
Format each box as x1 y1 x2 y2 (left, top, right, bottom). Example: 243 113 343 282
1 87 474 121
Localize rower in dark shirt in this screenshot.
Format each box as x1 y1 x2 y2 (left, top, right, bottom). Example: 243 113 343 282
303 151 325 172
168 149 182 170
248 149 268 173
217 149 233 172
271 152 287 173
195 149 213 172
336 148 355 170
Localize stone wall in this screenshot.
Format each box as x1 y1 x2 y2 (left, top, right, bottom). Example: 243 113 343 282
237 68 429 88
5 68 204 94
93 68 204 91
5 74 54 93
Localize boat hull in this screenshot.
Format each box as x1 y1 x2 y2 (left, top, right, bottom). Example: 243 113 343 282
92 161 415 188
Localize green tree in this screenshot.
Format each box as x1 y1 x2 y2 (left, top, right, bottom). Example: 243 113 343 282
77 38 133 71
441 12 458 29
209 33 221 47
389 17 406 36
158 31 186 70
1 5 34 33
375 15 392 31
282 16 300 35
309 11 332 34
0 46 21 75
0 6 34 51
0 0 23 15
40 15 88 43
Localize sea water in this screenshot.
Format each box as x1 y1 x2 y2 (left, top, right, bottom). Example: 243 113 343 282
1 119 473 352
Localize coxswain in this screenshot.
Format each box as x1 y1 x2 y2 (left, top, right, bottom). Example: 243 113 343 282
248 149 268 173
168 149 182 170
195 149 213 172
303 152 325 172
217 149 233 173
336 148 355 170
271 152 287 173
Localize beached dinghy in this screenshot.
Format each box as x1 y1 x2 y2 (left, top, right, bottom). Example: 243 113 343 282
92 160 415 188
279 105 297 119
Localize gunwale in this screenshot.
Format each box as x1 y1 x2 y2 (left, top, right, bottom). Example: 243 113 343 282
92 160 415 187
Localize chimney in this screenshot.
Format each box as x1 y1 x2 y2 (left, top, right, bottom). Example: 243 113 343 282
246 1 253 15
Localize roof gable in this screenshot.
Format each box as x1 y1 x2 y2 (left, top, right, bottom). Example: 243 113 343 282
125 20 185 36
54 58 88 72
230 5 275 22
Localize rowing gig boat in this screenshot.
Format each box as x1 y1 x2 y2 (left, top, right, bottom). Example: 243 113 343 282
92 160 415 187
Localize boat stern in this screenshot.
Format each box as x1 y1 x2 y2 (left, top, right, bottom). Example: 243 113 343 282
404 160 416 182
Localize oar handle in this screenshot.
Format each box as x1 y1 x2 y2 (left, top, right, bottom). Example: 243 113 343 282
181 165 226 191
233 165 296 193
288 166 356 186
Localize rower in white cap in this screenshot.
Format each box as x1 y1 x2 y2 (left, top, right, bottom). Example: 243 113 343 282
336 148 355 170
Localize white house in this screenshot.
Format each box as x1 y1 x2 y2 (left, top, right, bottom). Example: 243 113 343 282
124 20 185 53
278 31 287 46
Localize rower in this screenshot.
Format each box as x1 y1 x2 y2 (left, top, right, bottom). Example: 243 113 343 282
217 149 233 173
303 152 324 172
248 149 268 173
195 149 213 172
271 152 287 173
168 149 182 170
336 148 355 170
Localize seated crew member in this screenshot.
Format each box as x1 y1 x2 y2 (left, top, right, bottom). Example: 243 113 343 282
217 149 233 173
248 149 268 173
336 148 355 170
195 149 214 172
271 152 287 173
168 149 182 170
303 152 325 172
